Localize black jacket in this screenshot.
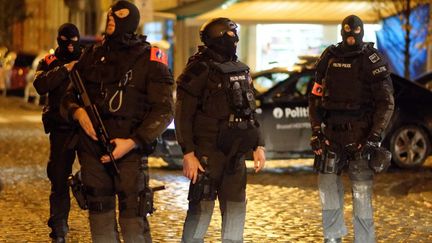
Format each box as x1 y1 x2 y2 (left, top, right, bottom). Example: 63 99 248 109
61 37 174 148
175 46 264 154
33 48 82 130
309 42 394 137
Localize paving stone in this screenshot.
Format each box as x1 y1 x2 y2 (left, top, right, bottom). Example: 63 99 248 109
1 96 432 242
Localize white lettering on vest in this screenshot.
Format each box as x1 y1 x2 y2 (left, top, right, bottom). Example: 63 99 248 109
332 63 352 68
372 66 387 75
230 74 247 82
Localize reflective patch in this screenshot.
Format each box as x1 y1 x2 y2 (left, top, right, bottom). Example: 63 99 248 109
44 54 57 65
372 66 387 76
311 82 323 96
332 63 351 68
369 53 380 63
229 74 247 82
150 47 168 66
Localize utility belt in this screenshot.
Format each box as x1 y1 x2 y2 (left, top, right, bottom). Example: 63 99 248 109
68 170 164 215
314 148 343 174
217 114 259 174
313 143 363 174
325 120 369 132
314 143 391 174
227 114 257 130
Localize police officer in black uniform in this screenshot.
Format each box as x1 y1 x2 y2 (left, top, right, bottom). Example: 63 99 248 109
33 23 81 243
175 17 266 243
309 15 394 243
61 1 173 242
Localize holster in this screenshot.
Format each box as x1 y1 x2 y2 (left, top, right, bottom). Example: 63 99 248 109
314 146 341 174
67 171 88 210
138 186 155 216
41 107 54 134
188 156 217 202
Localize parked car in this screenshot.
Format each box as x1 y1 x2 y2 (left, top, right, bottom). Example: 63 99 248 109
154 66 432 168
9 52 37 96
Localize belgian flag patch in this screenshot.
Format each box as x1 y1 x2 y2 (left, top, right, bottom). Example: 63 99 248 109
311 82 323 97
44 54 57 65
150 47 168 66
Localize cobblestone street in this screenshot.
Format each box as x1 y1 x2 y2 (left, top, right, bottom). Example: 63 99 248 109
1 97 432 243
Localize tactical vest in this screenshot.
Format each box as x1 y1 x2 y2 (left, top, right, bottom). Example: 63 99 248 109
322 50 369 111
81 46 151 137
98 69 149 120
202 60 256 119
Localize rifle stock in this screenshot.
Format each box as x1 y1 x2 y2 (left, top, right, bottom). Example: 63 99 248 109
70 70 120 175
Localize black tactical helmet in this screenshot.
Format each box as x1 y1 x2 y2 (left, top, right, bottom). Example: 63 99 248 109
200 17 238 45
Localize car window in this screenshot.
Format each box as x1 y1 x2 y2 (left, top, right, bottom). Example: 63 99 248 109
296 75 313 95
273 74 314 101
254 72 290 93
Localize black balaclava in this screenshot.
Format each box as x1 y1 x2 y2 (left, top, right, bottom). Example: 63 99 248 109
200 18 239 59
105 0 140 46
57 23 80 60
340 15 364 50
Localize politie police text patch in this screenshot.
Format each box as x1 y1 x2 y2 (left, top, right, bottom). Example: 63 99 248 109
372 66 387 75
369 53 380 63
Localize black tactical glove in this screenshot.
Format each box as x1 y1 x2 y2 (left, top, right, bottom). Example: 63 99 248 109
310 129 325 151
364 133 381 149
361 132 381 157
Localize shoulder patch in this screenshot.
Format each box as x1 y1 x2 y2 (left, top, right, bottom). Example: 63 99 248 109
311 82 323 97
369 53 380 63
372 66 387 76
150 47 168 66
44 54 57 65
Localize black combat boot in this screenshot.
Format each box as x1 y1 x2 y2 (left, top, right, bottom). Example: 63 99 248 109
324 238 342 243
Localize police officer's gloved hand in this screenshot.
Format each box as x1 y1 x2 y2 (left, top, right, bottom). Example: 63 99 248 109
362 132 381 155
365 133 381 149
310 129 325 151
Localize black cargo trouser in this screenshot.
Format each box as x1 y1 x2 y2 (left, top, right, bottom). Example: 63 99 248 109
77 133 151 243
47 130 76 239
319 120 375 243
182 139 247 243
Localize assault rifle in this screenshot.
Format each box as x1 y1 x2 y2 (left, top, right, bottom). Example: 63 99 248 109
70 69 120 175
